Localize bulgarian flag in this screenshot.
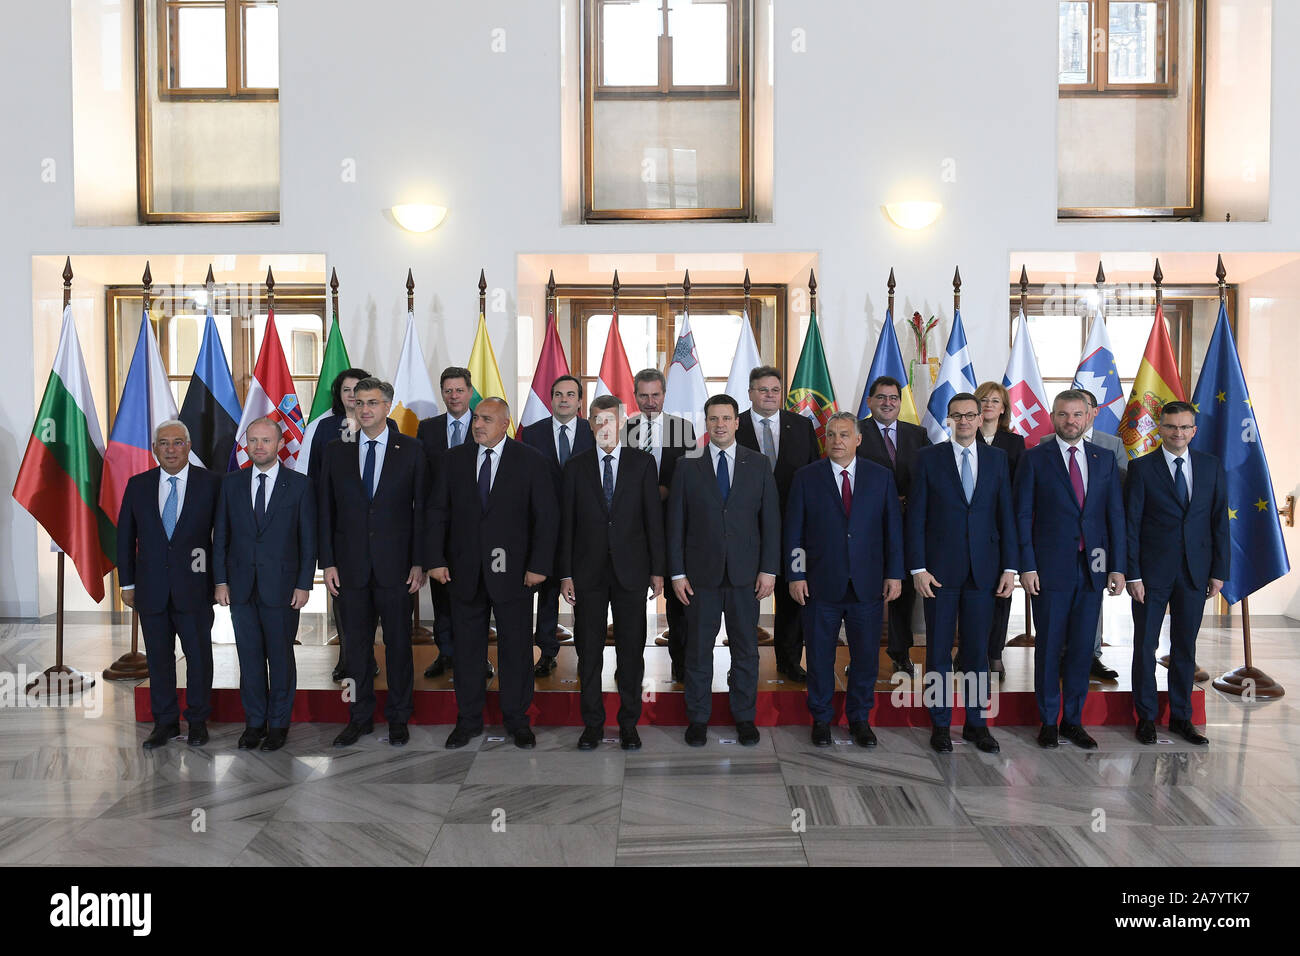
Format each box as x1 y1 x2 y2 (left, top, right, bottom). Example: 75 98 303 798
593 308 638 414
521 303 570 427
1119 304 1186 460
786 305 838 452
467 311 513 436
231 310 304 469
295 311 352 471
390 311 439 436
12 306 115 602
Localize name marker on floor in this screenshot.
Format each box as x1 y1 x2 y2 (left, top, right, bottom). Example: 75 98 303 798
486 736 506 742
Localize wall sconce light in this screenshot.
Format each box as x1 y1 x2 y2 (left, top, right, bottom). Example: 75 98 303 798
883 201 942 230
391 204 447 233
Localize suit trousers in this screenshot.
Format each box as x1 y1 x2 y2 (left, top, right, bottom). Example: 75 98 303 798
987 594 1012 661
574 573 646 729
428 577 454 656
1031 553 1101 726
231 600 300 728
803 583 882 724
532 577 562 657
1131 567 1205 722
772 573 805 666
923 581 996 728
665 586 688 666
886 575 917 661
450 571 534 733
338 577 414 724
140 600 215 725
683 584 760 724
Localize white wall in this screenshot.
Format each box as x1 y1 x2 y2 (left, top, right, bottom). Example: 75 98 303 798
3 0 1297 616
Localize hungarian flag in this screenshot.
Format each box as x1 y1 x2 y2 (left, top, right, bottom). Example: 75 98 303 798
296 312 352 469
521 304 570 427
178 308 241 470
390 311 439 436
724 310 762 413
1119 304 1185 460
231 310 304 469
663 313 710 442
1002 311 1054 447
12 306 115 601
593 309 638 414
467 311 513 435
786 306 838 452
858 308 920 425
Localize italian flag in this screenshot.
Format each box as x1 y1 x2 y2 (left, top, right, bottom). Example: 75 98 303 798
295 311 352 472
467 311 514 436
787 305 839 452
12 306 115 602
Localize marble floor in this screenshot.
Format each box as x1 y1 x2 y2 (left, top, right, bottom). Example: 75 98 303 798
1 608 1298 867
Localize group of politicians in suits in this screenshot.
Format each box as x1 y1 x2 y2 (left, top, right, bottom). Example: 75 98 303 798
116 358 1228 755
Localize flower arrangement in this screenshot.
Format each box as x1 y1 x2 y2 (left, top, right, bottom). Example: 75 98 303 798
906 311 939 389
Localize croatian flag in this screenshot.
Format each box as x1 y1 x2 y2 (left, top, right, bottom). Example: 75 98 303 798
1002 310 1054 447
921 310 978 442
1072 305 1124 436
230 310 304 469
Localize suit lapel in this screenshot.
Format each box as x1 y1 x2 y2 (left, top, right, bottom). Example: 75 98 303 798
484 441 511 512
371 439 400 501
697 447 724 505
1045 442 1082 511
261 468 292 526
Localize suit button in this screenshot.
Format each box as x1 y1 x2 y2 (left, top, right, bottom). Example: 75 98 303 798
846 533 852 538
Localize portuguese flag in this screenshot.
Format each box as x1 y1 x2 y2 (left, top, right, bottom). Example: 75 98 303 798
1119 304 1186 460
12 306 115 602
787 305 839 452
467 311 514 436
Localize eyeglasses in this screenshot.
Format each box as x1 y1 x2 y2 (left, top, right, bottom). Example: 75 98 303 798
356 399 387 409
949 412 980 422
872 395 900 404
1160 424 1196 432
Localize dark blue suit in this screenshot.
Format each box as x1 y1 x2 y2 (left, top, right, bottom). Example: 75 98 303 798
213 466 317 729
1013 438 1126 726
520 416 594 657
784 458 903 724
1126 449 1229 721
116 465 222 725
906 441 1017 728
416 412 474 656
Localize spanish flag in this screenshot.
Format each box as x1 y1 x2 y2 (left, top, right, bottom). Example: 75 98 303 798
467 311 514 436
1119 304 1185 459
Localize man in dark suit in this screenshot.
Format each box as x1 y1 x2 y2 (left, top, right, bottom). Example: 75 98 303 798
623 368 697 683
214 417 316 751
319 378 430 748
117 420 222 749
558 395 664 751
1125 401 1228 746
520 374 594 677
736 365 821 682
907 393 1017 754
668 394 780 747
1015 389 1127 750
785 412 902 748
857 375 931 676
430 397 558 750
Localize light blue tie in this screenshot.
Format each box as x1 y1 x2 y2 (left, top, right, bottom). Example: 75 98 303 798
960 448 974 504
162 475 178 539
450 419 463 447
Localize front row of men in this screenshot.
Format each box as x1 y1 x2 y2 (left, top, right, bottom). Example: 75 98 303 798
118 375 1226 754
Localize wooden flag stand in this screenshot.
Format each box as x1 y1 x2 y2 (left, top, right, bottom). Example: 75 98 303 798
1212 596 1285 699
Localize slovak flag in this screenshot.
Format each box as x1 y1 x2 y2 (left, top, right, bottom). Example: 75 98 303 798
230 310 304 469
922 310 979 442
521 304 571 427
1073 305 1124 435
1002 310 1054 447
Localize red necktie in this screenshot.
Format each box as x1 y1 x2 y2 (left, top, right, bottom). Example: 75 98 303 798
841 468 852 516
883 426 896 465
1068 446 1085 551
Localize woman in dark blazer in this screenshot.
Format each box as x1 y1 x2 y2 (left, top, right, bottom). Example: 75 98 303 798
975 381 1025 675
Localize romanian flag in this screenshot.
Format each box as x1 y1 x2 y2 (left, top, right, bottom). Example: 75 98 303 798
467 311 513 436
858 308 920 425
1119 304 1185 459
390 311 439 436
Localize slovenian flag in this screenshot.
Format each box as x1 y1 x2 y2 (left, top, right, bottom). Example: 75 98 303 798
178 308 241 470
1073 305 1124 436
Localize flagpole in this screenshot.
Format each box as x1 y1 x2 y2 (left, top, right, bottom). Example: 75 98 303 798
324 268 342 648
1008 265 1036 648
404 268 434 646
953 265 961 317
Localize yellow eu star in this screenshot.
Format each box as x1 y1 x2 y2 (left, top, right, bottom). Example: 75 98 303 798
1216 390 1226 403
1228 507 1238 520
1255 497 1269 512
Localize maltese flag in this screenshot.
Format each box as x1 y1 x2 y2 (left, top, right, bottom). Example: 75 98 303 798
1002 311 1053 446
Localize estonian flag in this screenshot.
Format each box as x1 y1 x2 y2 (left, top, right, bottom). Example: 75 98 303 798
179 309 242 470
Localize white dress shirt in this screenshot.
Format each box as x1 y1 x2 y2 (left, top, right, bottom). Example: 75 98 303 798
875 419 898 447
1056 435 1088 490
446 410 471 447
358 426 389 497
708 440 735 477
476 435 507 490
831 455 856 493
156 464 190 517
636 413 664 470
752 410 781 458
1163 446 1192 498
250 460 279 510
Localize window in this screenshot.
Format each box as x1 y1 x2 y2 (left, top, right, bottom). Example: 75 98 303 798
583 0 751 220
1059 0 1177 95
158 0 279 99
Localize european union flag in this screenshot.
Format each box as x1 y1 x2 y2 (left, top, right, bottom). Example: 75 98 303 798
1189 303 1290 605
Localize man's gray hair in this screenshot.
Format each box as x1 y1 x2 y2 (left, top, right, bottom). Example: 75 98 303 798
826 411 858 429
476 395 511 416
153 419 190 443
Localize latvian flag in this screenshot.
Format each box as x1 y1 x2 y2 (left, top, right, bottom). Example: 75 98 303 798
230 310 304 469
521 304 571 427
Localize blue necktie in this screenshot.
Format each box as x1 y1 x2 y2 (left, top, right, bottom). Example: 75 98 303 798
479 448 493 511
162 475 178 540
1174 456 1189 508
558 423 571 466
603 453 615 507
960 448 974 504
254 472 267 527
450 419 463 447
362 440 376 501
716 449 730 503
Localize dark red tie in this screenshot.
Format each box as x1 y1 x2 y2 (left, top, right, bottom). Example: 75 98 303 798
883 426 896 465
841 468 852 516
1068 446 1085 551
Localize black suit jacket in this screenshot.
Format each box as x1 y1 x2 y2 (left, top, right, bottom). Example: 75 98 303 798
307 414 399 494
429 438 558 603
116 466 222 614
1125 449 1229 590
623 413 697 492
986 428 1026 480
213 467 317 606
667 443 781 588
857 417 931 498
736 409 821 510
558 447 665 591
317 433 431 588
520 416 595 496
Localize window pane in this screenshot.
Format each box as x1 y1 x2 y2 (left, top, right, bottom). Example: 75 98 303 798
669 0 729 86
174 4 227 88
1058 1 1091 84
585 312 657 377
166 312 205 372
1105 311 1157 382
171 379 189 410
673 311 742 379
1025 313 1082 380
601 0 660 86
1108 2 1160 84
243 3 279 89
251 312 321 390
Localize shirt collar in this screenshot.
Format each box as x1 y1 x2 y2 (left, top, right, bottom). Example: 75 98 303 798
1056 434 1084 453
161 464 190 484
554 415 578 433
709 441 734 462
253 460 279 481
831 456 856 478
449 410 471 428
752 409 780 425
952 438 977 459
361 426 389 448
599 444 621 462
480 435 507 458
1162 445 1187 466
876 418 897 434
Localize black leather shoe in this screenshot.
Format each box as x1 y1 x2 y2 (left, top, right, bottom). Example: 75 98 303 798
1037 724 1059 748
1090 658 1119 681
685 722 707 747
619 727 642 751
849 721 877 748
445 723 482 749
671 662 684 683
930 727 953 753
777 660 808 682
187 721 209 746
1168 718 1209 746
578 726 602 750
485 659 495 680
389 722 409 746
533 656 557 678
424 655 452 678
736 721 760 746
1059 723 1098 750
1136 718 1158 744
962 725 1000 753
237 726 267 750
332 720 374 747
513 727 537 749
143 722 180 750
331 661 346 683
260 728 288 752
811 721 832 747
891 656 915 678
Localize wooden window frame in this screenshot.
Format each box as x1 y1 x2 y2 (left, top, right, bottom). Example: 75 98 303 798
594 0 740 97
156 0 278 102
1059 0 1178 97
